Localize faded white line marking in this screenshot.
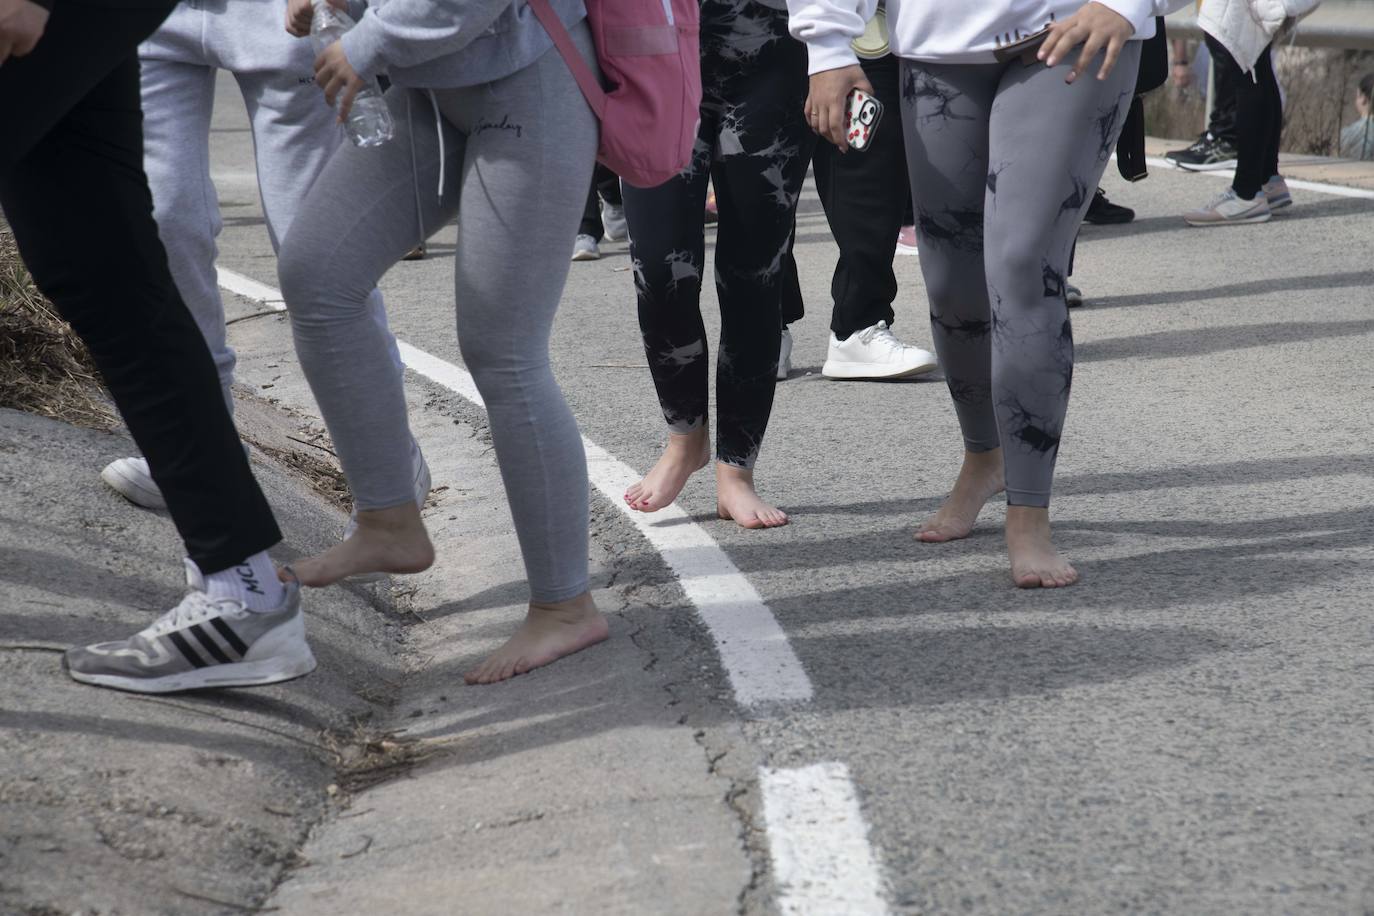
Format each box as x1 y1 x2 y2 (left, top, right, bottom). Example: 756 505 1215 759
1143 156 1374 201
216 269 812 706
761 762 889 916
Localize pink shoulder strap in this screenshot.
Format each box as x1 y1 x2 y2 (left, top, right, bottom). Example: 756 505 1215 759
525 0 608 119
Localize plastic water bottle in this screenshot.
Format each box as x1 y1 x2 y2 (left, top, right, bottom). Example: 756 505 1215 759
310 0 394 148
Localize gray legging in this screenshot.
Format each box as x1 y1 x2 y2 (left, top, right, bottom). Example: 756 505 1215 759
901 45 1140 507
278 27 599 603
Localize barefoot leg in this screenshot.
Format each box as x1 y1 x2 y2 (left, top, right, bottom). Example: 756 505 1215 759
465 591 610 684
715 463 789 529
916 448 1006 543
1005 505 1078 588
293 502 435 587
625 425 710 512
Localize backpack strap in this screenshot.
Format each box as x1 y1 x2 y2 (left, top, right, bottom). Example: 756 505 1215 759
526 0 608 120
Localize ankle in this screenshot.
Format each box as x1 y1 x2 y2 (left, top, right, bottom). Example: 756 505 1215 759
529 591 600 619
202 551 285 612
715 462 754 485
1005 505 1050 535
666 426 709 454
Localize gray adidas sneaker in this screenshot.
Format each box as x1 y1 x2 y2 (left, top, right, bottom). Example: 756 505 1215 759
64 564 316 694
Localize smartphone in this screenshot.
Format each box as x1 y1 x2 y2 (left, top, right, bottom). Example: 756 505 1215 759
992 27 1051 65
845 88 884 152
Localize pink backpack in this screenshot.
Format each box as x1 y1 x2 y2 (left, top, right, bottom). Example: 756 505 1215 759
527 0 702 189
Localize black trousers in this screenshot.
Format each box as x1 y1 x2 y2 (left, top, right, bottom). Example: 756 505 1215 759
1204 33 1240 145
1229 42 1282 200
621 0 812 469
578 163 624 240
0 1 282 573
811 53 912 340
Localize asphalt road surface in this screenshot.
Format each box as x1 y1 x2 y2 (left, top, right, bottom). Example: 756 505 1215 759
206 73 1374 914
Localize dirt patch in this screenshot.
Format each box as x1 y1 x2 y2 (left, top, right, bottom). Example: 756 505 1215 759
0 228 115 430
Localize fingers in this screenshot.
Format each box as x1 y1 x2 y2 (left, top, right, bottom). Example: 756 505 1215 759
1098 33 1125 80
824 97 846 150
337 80 361 123
1069 32 1104 84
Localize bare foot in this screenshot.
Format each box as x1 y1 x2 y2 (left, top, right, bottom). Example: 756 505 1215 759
625 426 710 512
916 448 1006 543
716 463 789 529
465 591 609 684
1005 505 1078 588
292 502 435 587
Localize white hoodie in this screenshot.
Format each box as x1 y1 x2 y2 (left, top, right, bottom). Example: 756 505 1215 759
788 0 1192 74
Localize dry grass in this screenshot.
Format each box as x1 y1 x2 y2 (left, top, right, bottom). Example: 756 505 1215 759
319 721 439 799
0 227 115 429
243 433 353 513
1148 44 1374 156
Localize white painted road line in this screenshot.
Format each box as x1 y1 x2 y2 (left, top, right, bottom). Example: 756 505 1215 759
761 763 890 916
217 266 285 305
1142 156 1374 201
216 269 812 706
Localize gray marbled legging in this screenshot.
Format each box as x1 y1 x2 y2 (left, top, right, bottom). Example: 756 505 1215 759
901 45 1140 507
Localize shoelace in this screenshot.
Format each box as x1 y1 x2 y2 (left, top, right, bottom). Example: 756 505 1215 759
858 322 907 354
1203 187 1238 209
148 590 242 636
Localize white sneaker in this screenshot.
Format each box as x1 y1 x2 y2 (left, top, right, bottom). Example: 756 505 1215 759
64 563 315 694
895 225 919 257
101 456 166 509
1184 188 1272 226
777 326 793 380
601 202 629 242
822 321 938 381
571 234 601 261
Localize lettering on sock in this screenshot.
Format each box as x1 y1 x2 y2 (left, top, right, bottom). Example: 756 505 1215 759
236 563 266 596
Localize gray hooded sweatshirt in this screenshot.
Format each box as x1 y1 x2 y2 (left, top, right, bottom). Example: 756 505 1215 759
340 0 587 88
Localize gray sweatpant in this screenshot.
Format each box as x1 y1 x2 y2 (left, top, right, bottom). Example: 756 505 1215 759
278 28 599 603
139 0 399 409
900 46 1140 507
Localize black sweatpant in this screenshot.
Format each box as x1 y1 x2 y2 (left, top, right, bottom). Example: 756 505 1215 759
578 163 624 241
1229 42 1283 200
621 0 812 469
0 2 282 573
1203 33 1241 146
813 52 911 340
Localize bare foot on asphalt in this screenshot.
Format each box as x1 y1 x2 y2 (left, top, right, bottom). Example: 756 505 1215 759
1005 505 1078 588
716 463 788 529
916 448 1006 542
465 591 609 684
291 503 435 587
625 426 710 512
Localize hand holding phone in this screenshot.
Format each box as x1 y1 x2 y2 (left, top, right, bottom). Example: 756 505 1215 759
844 88 883 152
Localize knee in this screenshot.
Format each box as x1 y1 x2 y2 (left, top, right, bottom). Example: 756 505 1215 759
631 248 703 304
277 236 367 327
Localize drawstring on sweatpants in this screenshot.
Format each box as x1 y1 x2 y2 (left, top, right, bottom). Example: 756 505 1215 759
403 90 449 248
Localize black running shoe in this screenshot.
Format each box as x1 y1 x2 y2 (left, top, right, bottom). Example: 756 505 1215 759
1084 188 1134 225
1164 133 1239 171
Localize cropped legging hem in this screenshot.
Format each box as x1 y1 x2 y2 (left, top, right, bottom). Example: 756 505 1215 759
1005 487 1052 509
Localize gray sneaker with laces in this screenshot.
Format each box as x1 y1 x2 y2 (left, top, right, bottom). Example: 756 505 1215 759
64 563 315 694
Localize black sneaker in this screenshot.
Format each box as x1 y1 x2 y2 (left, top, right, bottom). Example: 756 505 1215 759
1083 188 1134 225
1165 133 1239 172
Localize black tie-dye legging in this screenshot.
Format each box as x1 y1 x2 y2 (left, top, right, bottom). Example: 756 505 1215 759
901 46 1140 507
620 0 812 469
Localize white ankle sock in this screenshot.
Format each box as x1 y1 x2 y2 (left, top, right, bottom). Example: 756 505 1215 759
203 551 285 612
